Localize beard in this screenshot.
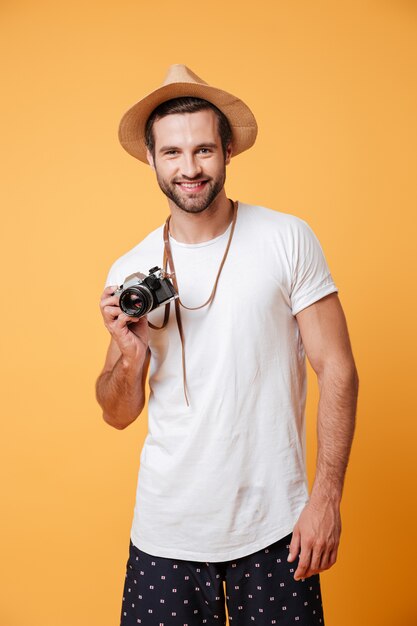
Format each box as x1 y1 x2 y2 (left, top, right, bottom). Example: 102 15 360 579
155 166 226 214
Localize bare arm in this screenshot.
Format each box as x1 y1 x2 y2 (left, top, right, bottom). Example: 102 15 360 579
96 285 151 429
288 292 359 579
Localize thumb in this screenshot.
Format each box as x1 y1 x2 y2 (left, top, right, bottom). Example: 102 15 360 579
287 527 301 563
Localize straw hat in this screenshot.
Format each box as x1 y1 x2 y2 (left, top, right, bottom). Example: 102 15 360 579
118 64 258 163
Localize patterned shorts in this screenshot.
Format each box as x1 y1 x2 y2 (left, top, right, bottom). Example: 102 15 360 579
120 533 325 625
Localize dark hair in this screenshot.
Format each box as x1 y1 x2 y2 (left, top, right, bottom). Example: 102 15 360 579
144 97 232 158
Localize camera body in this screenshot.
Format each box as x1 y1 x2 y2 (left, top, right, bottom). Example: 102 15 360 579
114 266 178 318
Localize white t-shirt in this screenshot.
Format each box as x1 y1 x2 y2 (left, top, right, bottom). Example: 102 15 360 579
105 202 338 561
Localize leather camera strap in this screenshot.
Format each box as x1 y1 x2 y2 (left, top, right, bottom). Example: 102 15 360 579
166 199 238 311
151 199 238 406
147 247 170 331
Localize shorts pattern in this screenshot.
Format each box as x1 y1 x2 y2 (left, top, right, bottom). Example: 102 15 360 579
120 533 325 625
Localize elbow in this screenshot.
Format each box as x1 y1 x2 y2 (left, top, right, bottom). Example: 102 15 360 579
102 413 130 430
101 405 144 430
318 358 359 393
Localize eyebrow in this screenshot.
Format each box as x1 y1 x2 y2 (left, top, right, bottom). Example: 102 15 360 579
158 142 218 153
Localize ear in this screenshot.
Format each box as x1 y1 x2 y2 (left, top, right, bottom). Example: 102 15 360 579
146 149 155 170
224 142 233 165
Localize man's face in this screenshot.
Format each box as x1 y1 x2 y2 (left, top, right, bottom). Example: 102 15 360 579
147 109 232 214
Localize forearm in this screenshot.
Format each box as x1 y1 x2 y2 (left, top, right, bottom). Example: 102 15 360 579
96 350 149 429
310 361 359 504
289 295 358 578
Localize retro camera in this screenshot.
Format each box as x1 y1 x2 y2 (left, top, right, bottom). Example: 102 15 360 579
114 266 178 318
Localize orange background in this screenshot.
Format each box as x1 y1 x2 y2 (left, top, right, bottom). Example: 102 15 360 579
1 1 416 625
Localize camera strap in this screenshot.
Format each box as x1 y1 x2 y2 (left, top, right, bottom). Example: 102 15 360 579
152 199 238 406
147 287 171 330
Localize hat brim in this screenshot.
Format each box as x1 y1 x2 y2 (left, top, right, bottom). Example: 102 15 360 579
118 82 258 163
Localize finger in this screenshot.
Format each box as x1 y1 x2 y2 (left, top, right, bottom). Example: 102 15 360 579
328 547 338 568
317 550 330 572
287 528 301 563
309 543 324 574
114 311 134 329
125 316 141 327
102 304 122 322
102 285 119 297
294 543 312 581
100 295 121 310
319 541 336 571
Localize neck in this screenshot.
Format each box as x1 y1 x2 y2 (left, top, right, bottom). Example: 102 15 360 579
167 190 234 244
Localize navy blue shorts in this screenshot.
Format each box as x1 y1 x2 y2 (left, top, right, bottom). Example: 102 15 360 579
120 533 325 625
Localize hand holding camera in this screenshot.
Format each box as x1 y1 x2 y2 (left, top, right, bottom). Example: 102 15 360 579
100 285 148 363
100 267 177 362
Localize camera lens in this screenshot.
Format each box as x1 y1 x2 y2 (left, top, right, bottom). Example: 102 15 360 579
119 286 153 317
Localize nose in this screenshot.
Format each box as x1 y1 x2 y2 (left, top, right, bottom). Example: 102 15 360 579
179 152 203 179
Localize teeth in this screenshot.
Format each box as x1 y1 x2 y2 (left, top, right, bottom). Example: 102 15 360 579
180 182 204 188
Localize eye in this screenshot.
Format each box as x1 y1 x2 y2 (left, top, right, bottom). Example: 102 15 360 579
198 147 211 154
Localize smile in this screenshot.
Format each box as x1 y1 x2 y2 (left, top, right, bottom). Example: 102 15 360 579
175 181 208 192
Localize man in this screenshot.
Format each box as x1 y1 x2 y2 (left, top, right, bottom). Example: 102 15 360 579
96 64 358 626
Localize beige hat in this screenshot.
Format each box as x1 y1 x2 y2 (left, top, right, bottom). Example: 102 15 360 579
118 64 258 163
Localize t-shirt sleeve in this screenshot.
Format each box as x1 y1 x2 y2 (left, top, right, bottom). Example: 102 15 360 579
290 219 338 316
